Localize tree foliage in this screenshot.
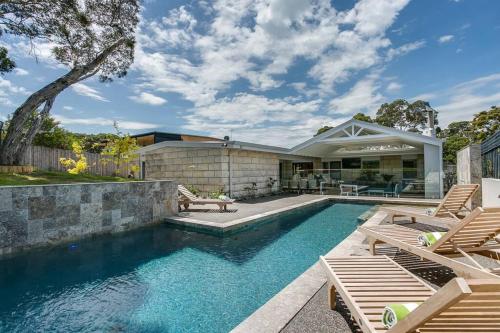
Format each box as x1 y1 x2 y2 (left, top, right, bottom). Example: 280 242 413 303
59 141 88 175
353 112 373 122
439 106 500 163
0 46 15 74
100 123 139 176
375 99 438 132
0 0 140 165
315 126 333 136
32 116 75 150
471 106 500 142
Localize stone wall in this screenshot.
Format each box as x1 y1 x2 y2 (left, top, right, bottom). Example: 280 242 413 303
229 149 280 198
457 144 482 208
144 147 227 196
0 181 177 256
143 147 280 199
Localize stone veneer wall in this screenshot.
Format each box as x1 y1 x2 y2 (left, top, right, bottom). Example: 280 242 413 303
0 181 177 256
457 144 482 208
144 147 280 199
145 147 227 195
228 149 279 198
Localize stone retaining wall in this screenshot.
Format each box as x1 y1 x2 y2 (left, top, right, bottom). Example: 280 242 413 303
0 181 178 256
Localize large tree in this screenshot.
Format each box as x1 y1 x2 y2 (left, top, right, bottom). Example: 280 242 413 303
352 112 373 123
0 0 139 165
0 46 15 74
471 106 500 142
438 107 500 163
375 99 438 133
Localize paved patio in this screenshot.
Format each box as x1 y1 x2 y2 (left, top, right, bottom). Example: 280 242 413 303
176 194 321 223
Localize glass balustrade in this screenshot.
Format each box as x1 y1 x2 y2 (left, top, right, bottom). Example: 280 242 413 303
280 168 425 197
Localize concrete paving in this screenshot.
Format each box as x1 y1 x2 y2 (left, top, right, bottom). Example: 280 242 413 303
176 194 322 223
281 284 352 333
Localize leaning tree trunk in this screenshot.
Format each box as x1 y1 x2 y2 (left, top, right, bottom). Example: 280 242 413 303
0 38 126 165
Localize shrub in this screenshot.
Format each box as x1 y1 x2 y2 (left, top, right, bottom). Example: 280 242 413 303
59 141 88 174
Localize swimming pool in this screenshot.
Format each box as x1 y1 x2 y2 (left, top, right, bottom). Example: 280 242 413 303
0 202 371 333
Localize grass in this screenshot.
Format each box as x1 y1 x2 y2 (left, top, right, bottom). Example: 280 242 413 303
0 170 136 186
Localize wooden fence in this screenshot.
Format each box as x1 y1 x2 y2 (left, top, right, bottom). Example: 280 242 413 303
19 145 138 177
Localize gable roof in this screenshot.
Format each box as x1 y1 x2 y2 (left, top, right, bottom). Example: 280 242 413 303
291 119 442 157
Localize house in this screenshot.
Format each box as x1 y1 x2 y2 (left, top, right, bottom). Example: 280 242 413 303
136 120 443 199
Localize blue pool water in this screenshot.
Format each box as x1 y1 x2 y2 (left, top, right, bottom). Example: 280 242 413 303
0 202 371 333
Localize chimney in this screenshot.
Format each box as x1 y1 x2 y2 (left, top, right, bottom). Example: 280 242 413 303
422 109 436 137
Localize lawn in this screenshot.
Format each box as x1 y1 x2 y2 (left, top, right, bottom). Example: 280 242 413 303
0 171 136 186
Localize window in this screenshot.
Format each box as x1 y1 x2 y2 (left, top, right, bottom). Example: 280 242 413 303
330 161 341 180
403 159 417 179
342 158 361 169
362 160 380 170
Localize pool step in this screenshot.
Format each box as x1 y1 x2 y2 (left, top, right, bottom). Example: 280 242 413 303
357 205 380 223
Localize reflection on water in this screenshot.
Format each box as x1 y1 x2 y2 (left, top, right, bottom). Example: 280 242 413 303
0 202 370 333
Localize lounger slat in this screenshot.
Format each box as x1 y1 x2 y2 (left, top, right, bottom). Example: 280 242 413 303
360 207 500 279
322 254 500 333
320 255 436 333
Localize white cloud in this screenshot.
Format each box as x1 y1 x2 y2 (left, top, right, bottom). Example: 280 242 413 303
410 93 437 101
0 77 30 106
63 106 74 110
339 0 410 37
130 92 167 106
11 41 65 69
438 35 454 43
188 93 321 125
133 0 411 103
329 74 384 115
386 40 426 60
386 82 403 93
130 0 410 144
13 68 29 76
183 114 350 147
53 114 159 130
71 83 109 102
415 73 500 126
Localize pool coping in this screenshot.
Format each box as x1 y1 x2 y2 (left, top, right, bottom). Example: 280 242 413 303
230 202 438 333
165 195 440 234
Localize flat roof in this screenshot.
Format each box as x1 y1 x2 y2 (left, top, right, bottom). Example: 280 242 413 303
131 131 221 140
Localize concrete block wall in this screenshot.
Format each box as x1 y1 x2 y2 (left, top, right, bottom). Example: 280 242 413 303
0 181 178 256
145 147 227 196
457 144 482 208
144 147 280 199
228 149 280 198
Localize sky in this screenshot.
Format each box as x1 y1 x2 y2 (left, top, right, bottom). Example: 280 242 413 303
1 0 500 147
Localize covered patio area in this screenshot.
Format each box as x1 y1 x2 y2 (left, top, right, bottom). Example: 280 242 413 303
280 119 443 199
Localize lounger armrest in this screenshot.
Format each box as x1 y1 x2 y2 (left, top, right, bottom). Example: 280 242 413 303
387 278 472 333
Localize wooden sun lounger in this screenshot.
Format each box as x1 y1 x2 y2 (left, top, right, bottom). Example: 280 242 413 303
382 184 479 227
178 185 234 211
359 207 500 279
320 255 500 333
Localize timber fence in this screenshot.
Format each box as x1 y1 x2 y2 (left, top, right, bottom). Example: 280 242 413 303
19 145 137 177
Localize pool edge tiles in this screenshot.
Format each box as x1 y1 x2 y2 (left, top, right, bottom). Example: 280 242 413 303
164 195 440 235
164 197 331 235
